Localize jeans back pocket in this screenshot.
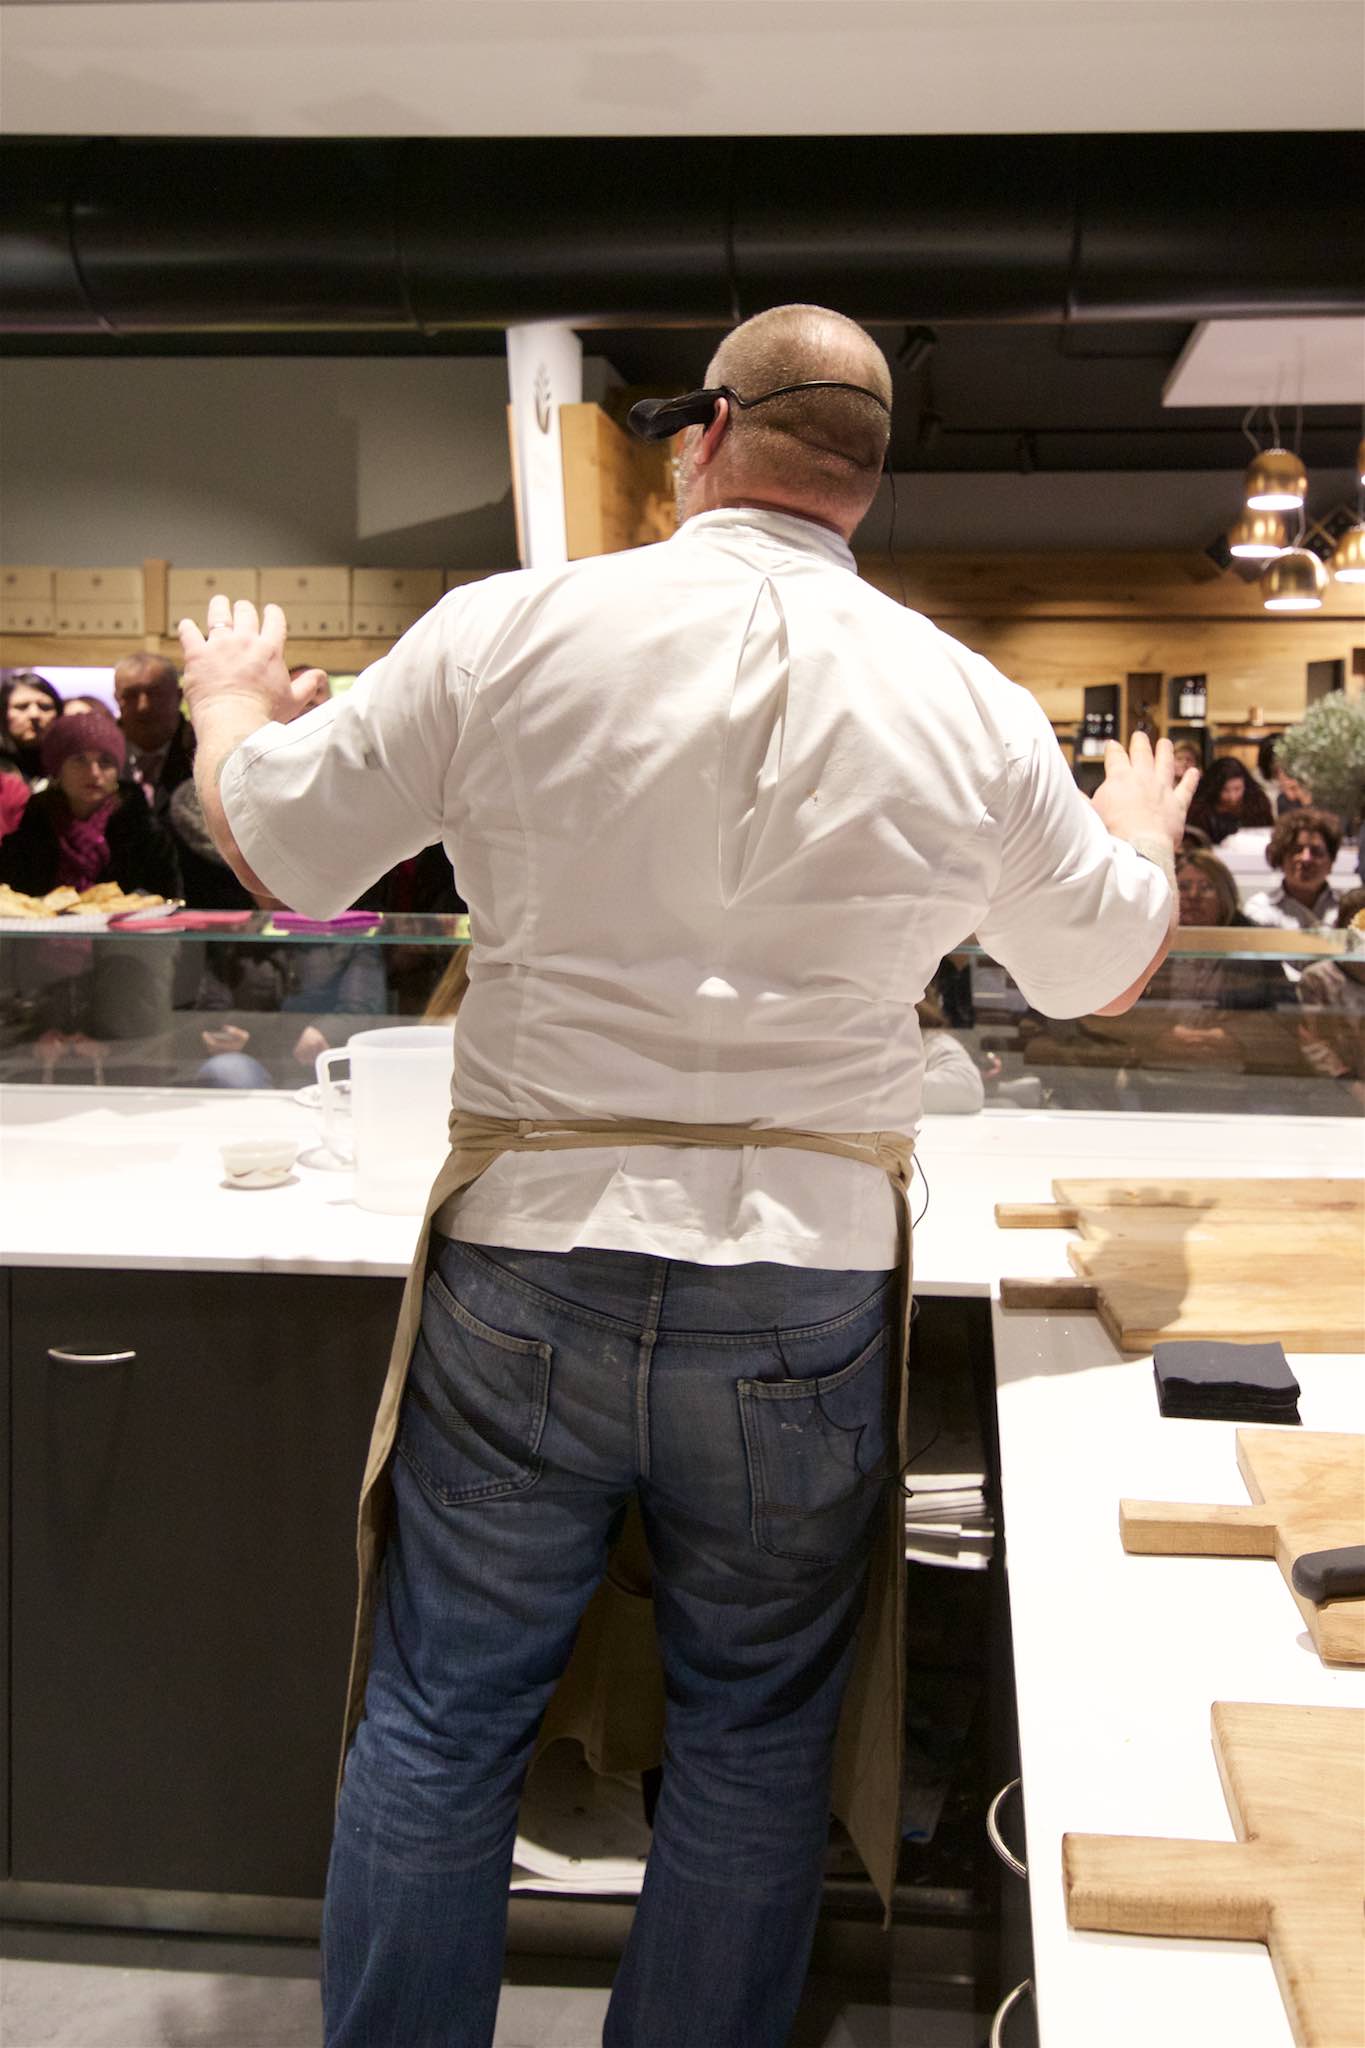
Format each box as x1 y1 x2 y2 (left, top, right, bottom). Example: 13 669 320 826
397 1264 551 1508
738 1329 890 1566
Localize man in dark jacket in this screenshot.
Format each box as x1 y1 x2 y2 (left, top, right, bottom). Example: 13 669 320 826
113 652 196 818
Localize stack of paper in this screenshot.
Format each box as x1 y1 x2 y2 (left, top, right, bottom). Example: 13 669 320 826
511 1740 650 1896
903 1362 995 1572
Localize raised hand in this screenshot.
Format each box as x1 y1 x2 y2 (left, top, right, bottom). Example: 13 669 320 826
1091 730 1199 852
178 593 326 729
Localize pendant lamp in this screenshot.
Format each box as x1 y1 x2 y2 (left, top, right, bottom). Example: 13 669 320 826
1260 548 1326 610
1227 511 1289 560
1330 523 1365 584
1243 447 1308 512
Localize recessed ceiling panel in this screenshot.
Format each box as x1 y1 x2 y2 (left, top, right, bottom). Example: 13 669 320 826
1164 317 1365 408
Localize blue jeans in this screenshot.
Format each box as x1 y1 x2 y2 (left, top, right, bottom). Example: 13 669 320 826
322 1235 895 2048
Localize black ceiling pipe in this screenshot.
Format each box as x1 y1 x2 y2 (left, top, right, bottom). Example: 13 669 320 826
0 133 1361 340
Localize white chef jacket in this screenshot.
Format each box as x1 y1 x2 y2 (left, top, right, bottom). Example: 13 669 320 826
222 507 1169 1268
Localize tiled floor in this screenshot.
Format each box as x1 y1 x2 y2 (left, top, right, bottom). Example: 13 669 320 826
0 1933 988 2047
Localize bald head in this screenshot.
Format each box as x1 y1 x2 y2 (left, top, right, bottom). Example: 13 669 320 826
678 305 892 535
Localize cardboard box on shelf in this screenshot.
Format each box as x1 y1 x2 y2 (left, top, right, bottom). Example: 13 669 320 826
280 610 351 639
167 568 260 618
351 567 443 611
0 599 56 633
54 567 143 605
53 599 146 635
259 568 351 638
1 566 56 601
259 566 351 603
350 606 424 641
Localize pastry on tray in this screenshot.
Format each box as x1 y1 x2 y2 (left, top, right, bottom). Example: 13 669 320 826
0 883 170 919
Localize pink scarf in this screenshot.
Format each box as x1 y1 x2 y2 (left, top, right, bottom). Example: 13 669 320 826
53 794 118 893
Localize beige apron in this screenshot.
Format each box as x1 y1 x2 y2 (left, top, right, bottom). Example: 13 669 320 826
339 1109 915 1915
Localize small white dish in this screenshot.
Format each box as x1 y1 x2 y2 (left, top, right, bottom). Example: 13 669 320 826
220 1139 300 1189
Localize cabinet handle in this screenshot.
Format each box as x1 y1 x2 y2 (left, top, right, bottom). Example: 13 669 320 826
989 1979 1034 2048
47 1347 137 1367
986 1777 1028 1878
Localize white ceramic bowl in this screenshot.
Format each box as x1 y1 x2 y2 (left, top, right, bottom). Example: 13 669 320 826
220 1139 300 1187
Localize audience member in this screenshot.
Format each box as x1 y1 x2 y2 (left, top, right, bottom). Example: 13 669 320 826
1015 845 1289 1108
1255 735 1311 816
1 670 63 786
1295 885 1365 1109
113 653 195 815
1171 740 1204 783
289 664 333 714
1244 808 1343 930
168 779 258 910
1174 846 1253 929
0 709 181 901
163 667 331 908
1186 755 1275 844
0 769 32 841
1104 844 1292 1108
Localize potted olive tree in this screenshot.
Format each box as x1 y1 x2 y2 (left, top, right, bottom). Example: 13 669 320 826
1278 694 1365 892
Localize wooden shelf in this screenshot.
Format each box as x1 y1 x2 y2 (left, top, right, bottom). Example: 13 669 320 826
0 633 401 672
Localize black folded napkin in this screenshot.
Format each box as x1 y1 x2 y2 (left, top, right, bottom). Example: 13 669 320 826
1152 1339 1301 1424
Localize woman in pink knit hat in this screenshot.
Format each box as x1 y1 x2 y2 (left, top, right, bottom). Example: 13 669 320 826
0 708 181 901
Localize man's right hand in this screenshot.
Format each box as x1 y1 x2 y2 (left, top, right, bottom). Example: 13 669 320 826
1091 730 1198 852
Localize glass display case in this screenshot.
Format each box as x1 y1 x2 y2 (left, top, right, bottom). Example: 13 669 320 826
0 915 1356 1115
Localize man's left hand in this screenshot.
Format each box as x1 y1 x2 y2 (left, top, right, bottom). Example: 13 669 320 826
179 594 326 729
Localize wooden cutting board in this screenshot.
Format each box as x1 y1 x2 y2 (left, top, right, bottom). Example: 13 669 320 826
1064 1701 1365 2048
997 1177 1365 1351
1121 1429 1365 1665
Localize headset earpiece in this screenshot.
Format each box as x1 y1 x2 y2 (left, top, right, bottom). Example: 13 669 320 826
626 390 727 443
627 379 890 445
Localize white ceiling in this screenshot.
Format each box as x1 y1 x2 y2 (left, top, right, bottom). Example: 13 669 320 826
1165 319 1365 409
2 0 1363 139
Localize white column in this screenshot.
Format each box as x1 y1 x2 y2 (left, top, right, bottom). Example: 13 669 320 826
505 322 583 570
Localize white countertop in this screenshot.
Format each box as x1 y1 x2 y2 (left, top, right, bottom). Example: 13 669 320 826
2 1087 1362 2042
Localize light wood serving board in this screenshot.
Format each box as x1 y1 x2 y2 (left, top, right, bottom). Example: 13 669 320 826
997 1177 1365 1352
1121 1428 1365 1665
1064 1701 1365 2048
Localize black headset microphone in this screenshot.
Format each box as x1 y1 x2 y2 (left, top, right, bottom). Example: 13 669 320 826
625 379 889 443
626 379 907 602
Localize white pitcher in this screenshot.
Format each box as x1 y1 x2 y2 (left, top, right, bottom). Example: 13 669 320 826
315 1025 455 1214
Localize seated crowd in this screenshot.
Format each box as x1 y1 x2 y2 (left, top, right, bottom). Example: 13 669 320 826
0 669 1360 1104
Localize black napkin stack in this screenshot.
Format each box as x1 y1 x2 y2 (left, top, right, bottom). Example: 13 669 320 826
1152 1339 1301 1424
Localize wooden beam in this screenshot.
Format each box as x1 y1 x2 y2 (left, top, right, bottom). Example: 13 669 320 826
142 557 169 638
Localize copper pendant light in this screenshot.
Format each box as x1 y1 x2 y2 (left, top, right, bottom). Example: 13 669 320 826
1329 523 1365 584
1260 548 1326 610
1243 446 1308 512
1227 511 1289 560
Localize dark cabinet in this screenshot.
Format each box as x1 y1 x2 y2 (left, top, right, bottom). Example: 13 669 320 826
9 1266 399 1898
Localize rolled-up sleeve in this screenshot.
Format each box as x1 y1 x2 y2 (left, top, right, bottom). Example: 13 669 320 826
220 600 464 919
974 694 1172 1017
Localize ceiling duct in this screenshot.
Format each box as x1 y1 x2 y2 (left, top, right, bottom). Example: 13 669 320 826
1 133 1361 342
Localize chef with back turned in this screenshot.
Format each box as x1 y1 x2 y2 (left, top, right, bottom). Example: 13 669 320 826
180 304 1194 2048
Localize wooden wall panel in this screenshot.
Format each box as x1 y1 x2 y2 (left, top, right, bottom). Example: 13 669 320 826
857 550 1365 622
930 618 1361 725
856 550 1365 728
560 405 676 560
